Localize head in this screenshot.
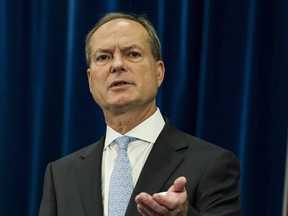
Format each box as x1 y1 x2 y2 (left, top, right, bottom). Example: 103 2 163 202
86 12 165 117
85 12 162 66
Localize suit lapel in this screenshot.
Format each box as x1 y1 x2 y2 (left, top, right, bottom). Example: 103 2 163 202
126 121 188 215
73 120 187 216
76 137 105 216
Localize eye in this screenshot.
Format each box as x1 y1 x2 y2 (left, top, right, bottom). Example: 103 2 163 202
128 51 141 58
96 55 110 62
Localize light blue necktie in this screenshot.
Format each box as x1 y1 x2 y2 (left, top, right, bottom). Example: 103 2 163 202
108 136 137 216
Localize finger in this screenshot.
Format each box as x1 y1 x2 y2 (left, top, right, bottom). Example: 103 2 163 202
137 203 159 216
137 204 150 216
172 176 187 192
152 193 188 215
135 192 150 204
152 177 187 210
138 202 169 216
136 193 170 215
135 193 153 215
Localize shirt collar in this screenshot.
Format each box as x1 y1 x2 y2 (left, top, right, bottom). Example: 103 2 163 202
104 108 165 149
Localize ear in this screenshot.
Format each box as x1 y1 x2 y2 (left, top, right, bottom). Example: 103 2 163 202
155 60 165 87
87 68 92 93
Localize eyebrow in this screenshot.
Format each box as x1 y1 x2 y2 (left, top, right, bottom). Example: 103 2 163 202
94 48 113 55
121 45 144 53
93 44 144 56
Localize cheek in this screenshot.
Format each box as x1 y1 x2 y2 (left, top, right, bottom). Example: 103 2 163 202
90 69 106 84
145 68 160 85
89 73 105 95
139 73 159 93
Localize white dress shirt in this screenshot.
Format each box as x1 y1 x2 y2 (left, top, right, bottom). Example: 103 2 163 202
102 108 165 216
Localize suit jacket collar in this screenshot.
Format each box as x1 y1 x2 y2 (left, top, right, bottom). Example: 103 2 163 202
74 119 188 216
76 136 105 216
126 119 188 215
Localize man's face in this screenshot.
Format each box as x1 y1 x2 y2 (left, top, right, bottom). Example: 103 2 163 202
87 18 164 115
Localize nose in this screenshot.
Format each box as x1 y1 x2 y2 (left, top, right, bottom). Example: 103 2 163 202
111 54 126 73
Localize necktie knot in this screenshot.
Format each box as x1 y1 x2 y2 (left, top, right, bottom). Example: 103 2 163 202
114 136 137 150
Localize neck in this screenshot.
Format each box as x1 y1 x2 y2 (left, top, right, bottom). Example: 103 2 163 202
104 104 157 134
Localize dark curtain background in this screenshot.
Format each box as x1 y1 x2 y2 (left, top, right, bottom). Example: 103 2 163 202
0 0 287 215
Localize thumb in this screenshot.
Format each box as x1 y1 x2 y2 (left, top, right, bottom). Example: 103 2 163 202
172 176 187 192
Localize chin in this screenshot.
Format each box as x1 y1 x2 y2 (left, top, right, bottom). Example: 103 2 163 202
113 96 136 105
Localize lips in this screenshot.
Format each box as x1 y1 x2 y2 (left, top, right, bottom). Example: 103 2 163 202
112 81 128 86
110 80 132 88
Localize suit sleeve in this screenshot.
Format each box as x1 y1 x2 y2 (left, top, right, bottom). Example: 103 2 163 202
188 150 242 216
38 162 57 216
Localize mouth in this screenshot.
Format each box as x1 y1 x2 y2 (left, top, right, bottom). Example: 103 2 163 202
112 81 128 87
110 80 132 88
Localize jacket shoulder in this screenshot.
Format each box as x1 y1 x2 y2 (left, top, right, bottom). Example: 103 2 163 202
51 137 104 169
163 119 230 152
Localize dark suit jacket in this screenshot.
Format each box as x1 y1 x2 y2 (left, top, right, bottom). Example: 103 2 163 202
39 119 242 216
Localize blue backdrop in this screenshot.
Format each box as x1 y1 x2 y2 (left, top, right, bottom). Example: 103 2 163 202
0 0 287 215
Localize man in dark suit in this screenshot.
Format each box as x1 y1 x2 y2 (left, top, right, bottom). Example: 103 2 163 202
39 12 242 216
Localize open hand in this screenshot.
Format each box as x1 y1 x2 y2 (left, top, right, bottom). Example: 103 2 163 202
135 176 188 216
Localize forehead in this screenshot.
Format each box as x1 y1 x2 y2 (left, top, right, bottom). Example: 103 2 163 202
90 18 149 48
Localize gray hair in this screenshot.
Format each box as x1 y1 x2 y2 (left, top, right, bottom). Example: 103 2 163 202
85 12 162 66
